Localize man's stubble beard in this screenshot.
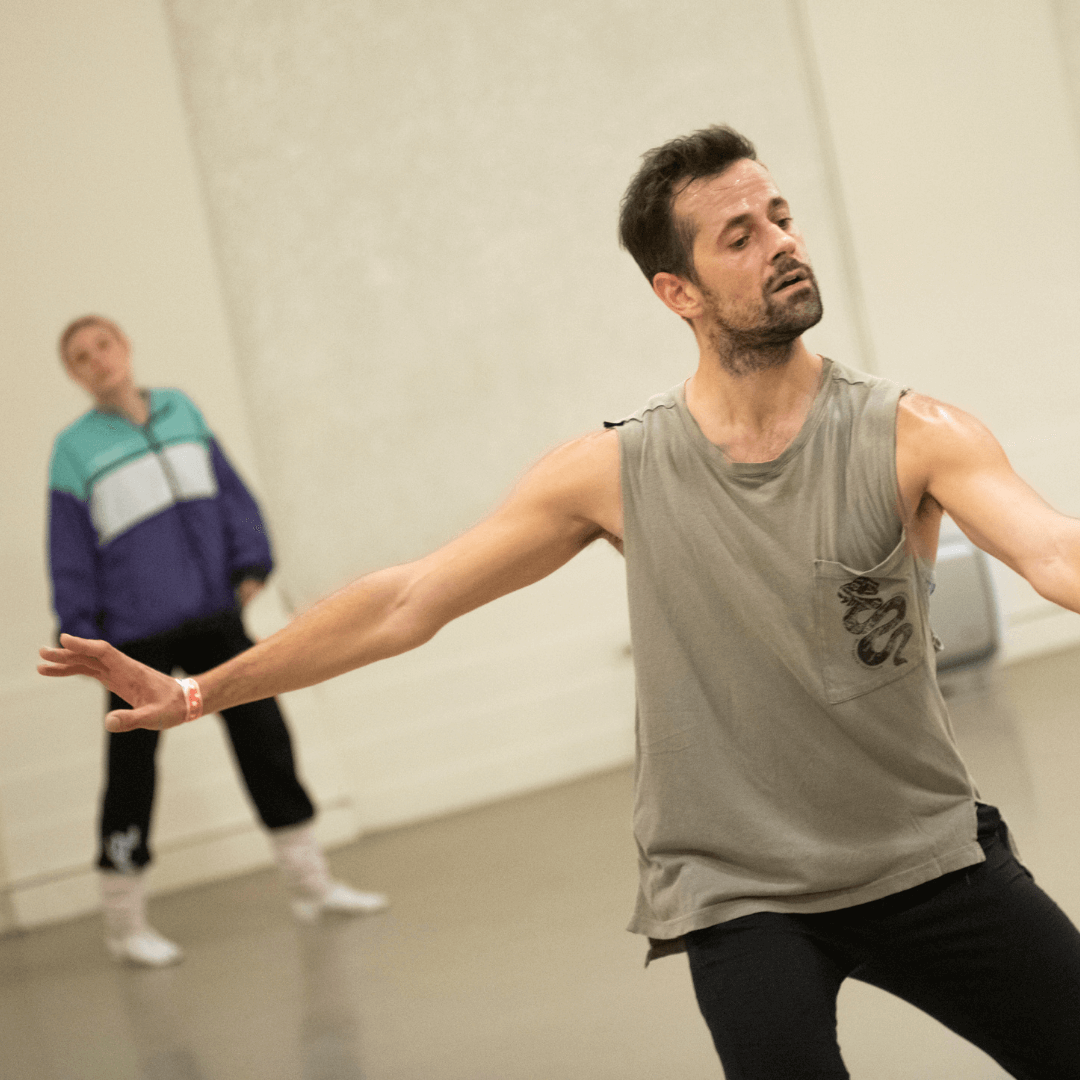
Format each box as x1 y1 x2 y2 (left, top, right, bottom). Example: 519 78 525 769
702 269 824 377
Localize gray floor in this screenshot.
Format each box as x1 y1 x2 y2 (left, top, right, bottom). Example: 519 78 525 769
4 646 1080 1079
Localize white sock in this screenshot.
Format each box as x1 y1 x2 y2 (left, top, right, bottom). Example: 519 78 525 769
269 821 332 900
269 822 388 920
100 871 150 939
98 871 182 966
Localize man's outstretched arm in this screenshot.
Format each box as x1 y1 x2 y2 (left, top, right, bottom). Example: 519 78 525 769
38 430 622 732
898 393 1080 611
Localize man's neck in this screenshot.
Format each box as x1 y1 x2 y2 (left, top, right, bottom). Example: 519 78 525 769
684 339 823 464
95 383 149 427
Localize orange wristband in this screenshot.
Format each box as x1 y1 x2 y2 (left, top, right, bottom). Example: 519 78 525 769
176 677 204 724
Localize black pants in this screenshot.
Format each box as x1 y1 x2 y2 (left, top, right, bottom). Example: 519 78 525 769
684 805 1080 1079
98 610 315 872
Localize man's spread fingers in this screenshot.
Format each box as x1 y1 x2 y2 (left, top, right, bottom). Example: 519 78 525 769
57 634 110 657
39 644 108 668
39 646 74 662
37 660 98 678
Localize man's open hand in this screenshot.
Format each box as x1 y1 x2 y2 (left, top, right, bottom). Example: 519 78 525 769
37 635 189 732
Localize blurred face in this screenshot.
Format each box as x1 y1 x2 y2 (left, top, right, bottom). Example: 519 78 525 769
674 160 822 365
63 322 133 401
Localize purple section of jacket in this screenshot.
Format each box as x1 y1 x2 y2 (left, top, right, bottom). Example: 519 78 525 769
48 435 273 646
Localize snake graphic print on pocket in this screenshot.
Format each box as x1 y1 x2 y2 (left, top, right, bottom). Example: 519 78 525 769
815 536 927 704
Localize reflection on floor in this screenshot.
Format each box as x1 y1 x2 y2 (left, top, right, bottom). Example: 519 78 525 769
3 645 1080 1079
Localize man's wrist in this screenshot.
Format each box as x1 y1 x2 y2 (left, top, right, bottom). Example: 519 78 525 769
175 677 204 723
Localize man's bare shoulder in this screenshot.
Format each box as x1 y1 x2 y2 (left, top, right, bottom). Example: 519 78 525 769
551 426 620 467
522 427 619 484
898 390 969 427
513 427 622 541
895 391 1012 515
897 391 1002 461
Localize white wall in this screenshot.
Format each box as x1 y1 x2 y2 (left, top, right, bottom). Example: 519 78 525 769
5 0 1080 930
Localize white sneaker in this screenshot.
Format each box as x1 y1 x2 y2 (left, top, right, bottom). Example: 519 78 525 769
291 881 389 922
106 927 184 967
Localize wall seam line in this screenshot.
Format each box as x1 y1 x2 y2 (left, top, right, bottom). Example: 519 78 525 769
787 0 878 374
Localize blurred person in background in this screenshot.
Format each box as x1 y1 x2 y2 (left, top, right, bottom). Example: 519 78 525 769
47 315 387 966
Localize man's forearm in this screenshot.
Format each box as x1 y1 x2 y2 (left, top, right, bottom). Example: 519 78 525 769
199 563 431 713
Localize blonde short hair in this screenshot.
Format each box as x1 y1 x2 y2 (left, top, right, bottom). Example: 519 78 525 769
58 315 124 362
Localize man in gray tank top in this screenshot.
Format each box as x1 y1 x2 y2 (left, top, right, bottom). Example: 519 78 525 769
41 127 1080 1076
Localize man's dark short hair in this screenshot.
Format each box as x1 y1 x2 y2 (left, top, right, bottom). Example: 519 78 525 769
619 125 758 285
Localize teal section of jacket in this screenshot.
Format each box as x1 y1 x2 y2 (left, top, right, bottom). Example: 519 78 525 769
49 388 211 500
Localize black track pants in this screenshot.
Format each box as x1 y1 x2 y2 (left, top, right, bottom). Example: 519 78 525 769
98 610 315 871
684 805 1080 1079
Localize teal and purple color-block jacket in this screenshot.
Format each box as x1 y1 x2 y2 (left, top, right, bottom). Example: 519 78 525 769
48 388 273 646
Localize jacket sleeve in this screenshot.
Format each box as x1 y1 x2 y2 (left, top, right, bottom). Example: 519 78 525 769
48 487 103 640
209 438 274 585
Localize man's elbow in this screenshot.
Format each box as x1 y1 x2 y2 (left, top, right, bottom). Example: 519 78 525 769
384 611 441 656
1021 552 1080 615
374 582 445 660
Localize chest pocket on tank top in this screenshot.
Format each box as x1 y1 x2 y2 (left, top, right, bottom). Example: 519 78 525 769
814 536 927 704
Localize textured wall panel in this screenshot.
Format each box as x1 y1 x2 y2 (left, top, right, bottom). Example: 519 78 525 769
163 0 865 602
158 0 869 839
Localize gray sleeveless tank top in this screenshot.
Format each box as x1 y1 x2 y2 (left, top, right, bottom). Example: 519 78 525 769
614 358 982 946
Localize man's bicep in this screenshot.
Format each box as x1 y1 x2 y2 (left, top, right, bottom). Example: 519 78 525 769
405 434 617 626
408 494 600 627
918 403 1065 573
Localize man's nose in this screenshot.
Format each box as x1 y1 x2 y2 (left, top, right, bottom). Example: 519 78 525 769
767 224 797 261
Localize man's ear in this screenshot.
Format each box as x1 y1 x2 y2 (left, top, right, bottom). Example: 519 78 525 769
652 272 703 322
